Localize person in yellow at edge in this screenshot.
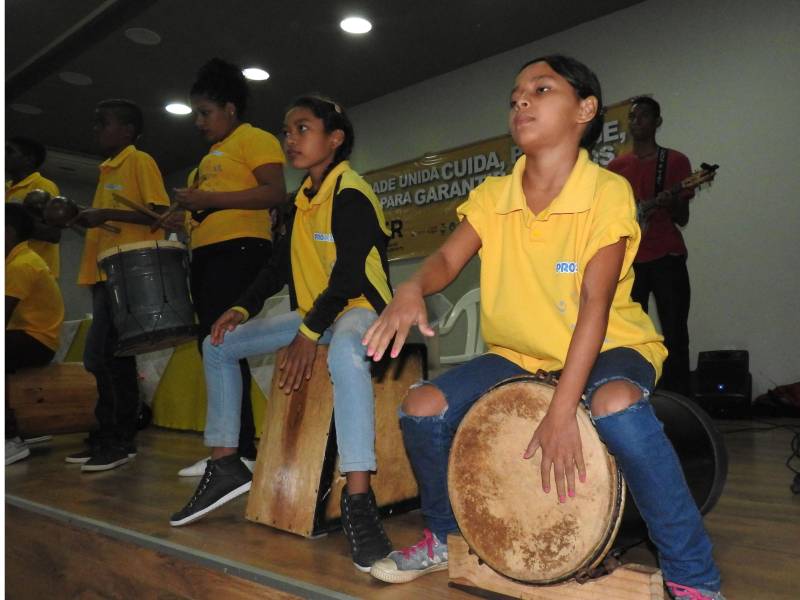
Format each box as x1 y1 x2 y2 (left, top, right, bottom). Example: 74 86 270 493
64 99 170 472
170 95 395 575
6 203 65 466
169 58 286 477
362 56 725 600
5 137 62 277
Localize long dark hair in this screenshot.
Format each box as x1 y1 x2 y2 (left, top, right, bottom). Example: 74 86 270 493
287 95 354 184
519 55 604 149
191 58 249 118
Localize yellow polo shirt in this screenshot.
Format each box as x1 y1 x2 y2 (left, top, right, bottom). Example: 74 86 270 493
457 149 666 379
188 123 285 249
6 172 61 276
6 242 64 350
77 145 170 285
292 161 392 340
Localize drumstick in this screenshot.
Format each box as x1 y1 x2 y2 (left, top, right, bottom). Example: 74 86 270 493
112 192 161 220
66 212 122 234
149 203 181 233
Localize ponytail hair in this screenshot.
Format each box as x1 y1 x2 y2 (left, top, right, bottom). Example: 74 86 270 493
287 95 354 183
191 58 249 118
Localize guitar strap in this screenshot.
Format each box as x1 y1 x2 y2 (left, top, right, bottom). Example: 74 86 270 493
654 146 669 195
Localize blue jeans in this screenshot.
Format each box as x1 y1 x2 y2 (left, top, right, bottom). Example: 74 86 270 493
203 308 379 473
400 348 720 591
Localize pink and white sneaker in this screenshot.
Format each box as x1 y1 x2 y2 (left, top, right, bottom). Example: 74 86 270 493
370 528 448 583
667 582 726 600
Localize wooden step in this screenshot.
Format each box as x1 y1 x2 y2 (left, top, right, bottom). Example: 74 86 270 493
448 534 665 599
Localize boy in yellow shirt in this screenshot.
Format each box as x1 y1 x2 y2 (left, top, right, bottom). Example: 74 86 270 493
5 136 62 276
65 99 170 472
5 204 64 465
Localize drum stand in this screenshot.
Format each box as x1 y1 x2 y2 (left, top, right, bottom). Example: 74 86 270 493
448 535 665 600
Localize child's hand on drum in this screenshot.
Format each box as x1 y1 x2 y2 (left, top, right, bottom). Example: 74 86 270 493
161 209 187 232
210 309 245 345
524 407 587 503
278 332 318 393
362 282 433 361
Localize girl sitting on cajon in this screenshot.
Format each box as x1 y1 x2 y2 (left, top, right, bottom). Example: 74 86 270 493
171 96 395 575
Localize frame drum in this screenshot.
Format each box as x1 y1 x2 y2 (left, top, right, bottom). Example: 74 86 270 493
448 376 625 584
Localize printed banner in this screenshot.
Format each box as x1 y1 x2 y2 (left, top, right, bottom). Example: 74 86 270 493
367 97 637 261
590 98 635 167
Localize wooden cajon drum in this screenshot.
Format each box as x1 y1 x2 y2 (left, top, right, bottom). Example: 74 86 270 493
7 363 97 436
245 344 424 537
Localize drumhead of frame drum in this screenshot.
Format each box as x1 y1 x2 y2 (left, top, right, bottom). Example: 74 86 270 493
448 377 624 584
97 239 186 264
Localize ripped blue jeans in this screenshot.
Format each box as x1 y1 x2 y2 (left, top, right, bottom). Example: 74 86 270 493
399 347 720 591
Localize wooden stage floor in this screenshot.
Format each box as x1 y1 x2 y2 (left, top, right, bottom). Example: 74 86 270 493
6 420 800 599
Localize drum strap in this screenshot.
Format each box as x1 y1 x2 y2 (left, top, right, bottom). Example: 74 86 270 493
654 146 669 195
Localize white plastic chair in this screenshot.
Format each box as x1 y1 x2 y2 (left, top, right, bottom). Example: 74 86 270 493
438 288 484 365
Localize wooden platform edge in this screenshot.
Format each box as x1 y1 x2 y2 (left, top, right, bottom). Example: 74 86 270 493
6 495 357 600
447 534 665 599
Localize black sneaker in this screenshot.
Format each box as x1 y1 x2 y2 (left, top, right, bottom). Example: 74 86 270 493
65 448 95 464
81 445 132 472
67 442 136 464
170 454 252 527
340 487 393 572
122 442 138 458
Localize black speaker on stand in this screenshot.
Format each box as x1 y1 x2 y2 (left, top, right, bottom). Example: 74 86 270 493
691 350 752 418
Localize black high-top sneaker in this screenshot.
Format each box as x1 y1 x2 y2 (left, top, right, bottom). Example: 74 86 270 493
340 486 393 572
170 454 252 526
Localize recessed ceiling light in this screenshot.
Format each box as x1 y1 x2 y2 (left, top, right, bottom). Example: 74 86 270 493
11 103 43 115
125 27 161 45
340 16 372 34
59 71 93 86
165 103 192 115
242 68 270 81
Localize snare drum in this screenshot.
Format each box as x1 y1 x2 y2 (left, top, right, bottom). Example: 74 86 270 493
448 376 624 585
98 240 196 356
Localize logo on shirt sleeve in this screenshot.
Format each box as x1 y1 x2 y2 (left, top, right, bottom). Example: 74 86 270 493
104 183 123 191
555 261 578 274
313 232 335 243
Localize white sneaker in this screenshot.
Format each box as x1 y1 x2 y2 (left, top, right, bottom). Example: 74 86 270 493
178 456 210 477
24 435 52 445
6 437 31 466
178 455 255 477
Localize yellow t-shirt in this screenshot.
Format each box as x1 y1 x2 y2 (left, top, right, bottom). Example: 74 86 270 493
76 145 170 285
6 241 65 350
457 149 667 379
6 172 61 277
188 123 285 249
291 161 392 340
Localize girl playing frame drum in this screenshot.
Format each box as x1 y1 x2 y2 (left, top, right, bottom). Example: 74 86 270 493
363 55 724 600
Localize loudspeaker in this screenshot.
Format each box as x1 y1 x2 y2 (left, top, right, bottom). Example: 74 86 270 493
692 350 752 418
